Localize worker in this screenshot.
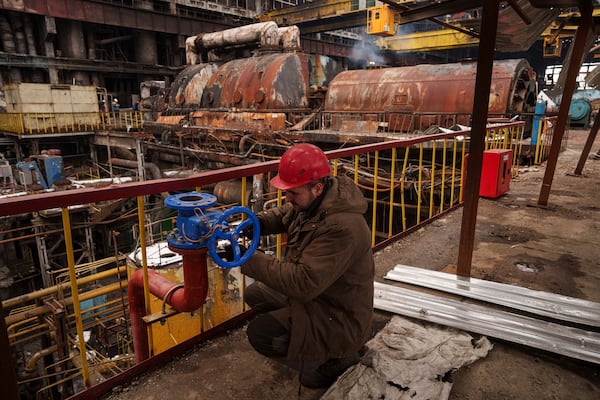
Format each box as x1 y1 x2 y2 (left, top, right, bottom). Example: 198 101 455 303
112 98 120 113
222 143 374 388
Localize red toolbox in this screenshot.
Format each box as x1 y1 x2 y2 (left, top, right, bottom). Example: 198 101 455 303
480 149 512 198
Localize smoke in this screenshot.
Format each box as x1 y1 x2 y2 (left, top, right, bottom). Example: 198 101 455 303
350 41 385 68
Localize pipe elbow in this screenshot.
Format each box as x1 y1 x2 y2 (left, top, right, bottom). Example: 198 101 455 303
128 247 209 363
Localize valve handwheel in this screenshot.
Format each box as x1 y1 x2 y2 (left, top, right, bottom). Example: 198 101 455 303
208 206 260 268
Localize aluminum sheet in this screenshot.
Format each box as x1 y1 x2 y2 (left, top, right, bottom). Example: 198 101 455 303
374 282 600 364
385 264 600 327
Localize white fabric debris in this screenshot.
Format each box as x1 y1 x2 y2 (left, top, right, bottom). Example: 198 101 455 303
321 316 493 400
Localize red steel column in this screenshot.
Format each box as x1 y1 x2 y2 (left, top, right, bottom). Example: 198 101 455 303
456 0 500 277
538 2 593 205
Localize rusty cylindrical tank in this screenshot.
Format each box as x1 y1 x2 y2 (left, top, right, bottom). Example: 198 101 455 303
167 63 219 108
323 58 537 118
200 52 310 110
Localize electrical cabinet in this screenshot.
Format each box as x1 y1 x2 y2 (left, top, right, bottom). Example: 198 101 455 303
480 149 512 198
367 5 399 37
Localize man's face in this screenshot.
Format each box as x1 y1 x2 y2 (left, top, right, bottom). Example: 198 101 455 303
284 182 324 212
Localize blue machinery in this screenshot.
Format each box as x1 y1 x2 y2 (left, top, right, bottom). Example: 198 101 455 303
164 191 260 268
128 191 260 362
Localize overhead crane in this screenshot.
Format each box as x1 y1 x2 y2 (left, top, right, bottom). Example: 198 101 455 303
257 1 597 54
257 0 482 39
257 0 366 35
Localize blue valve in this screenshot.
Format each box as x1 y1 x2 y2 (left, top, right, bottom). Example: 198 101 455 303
207 206 260 269
164 192 260 268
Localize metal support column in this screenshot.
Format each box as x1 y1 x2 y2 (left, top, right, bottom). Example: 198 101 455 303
35 224 52 288
574 109 600 175
135 138 146 181
538 2 593 205
456 0 500 277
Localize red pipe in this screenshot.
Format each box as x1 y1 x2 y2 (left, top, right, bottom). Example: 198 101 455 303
128 247 209 363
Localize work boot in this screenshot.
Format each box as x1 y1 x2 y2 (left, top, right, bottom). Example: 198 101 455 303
300 354 360 388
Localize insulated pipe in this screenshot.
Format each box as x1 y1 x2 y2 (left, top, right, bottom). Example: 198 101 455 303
186 22 280 63
109 158 162 179
198 21 278 51
128 247 209 363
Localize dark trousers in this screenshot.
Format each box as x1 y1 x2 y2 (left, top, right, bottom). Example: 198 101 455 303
245 282 360 387
244 281 293 359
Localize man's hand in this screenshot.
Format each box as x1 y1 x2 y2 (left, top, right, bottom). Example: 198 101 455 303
240 225 254 240
218 242 248 262
241 218 263 240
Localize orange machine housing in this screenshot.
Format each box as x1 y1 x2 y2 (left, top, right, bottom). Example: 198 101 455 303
480 149 512 198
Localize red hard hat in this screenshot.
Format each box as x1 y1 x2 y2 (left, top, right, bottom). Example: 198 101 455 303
270 144 331 190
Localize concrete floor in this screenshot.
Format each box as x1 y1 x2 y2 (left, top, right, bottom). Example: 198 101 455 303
102 128 600 400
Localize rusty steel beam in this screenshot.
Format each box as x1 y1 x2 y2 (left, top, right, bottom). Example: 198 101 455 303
0 161 277 217
1 0 232 36
456 0 500 277
574 101 600 175
301 37 369 60
0 52 181 75
538 1 593 206
505 0 532 25
0 131 467 217
397 0 483 25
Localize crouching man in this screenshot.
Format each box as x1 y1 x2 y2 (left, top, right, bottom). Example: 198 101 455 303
234 143 375 388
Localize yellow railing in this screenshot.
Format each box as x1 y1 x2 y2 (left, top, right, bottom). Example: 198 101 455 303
0 121 524 399
533 116 560 164
0 111 144 135
484 121 524 177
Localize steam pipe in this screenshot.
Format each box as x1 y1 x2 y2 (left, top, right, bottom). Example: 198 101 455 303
128 247 209 363
24 345 58 375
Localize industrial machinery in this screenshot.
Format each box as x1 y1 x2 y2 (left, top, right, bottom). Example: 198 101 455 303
14 153 64 190
136 22 538 173
128 192 260 362
322 58 538 133
0 23 541 398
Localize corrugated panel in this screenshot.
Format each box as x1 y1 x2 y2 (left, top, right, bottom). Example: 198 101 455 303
385 264 600 327
374 282 600 364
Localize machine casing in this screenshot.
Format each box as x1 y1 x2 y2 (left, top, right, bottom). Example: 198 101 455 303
480 149 513 198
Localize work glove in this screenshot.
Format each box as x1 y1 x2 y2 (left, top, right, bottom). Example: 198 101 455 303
218 242 248 262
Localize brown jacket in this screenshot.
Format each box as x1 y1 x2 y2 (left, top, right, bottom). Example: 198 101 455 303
241 175 374 361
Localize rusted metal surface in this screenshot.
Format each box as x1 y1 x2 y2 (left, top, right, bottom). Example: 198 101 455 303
324 59 537 119
201 53 310 110
167 63 219 108
309 54 345 87
155 115 186 124
277 26 301 50
190 111 287 131
495 1 559 52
